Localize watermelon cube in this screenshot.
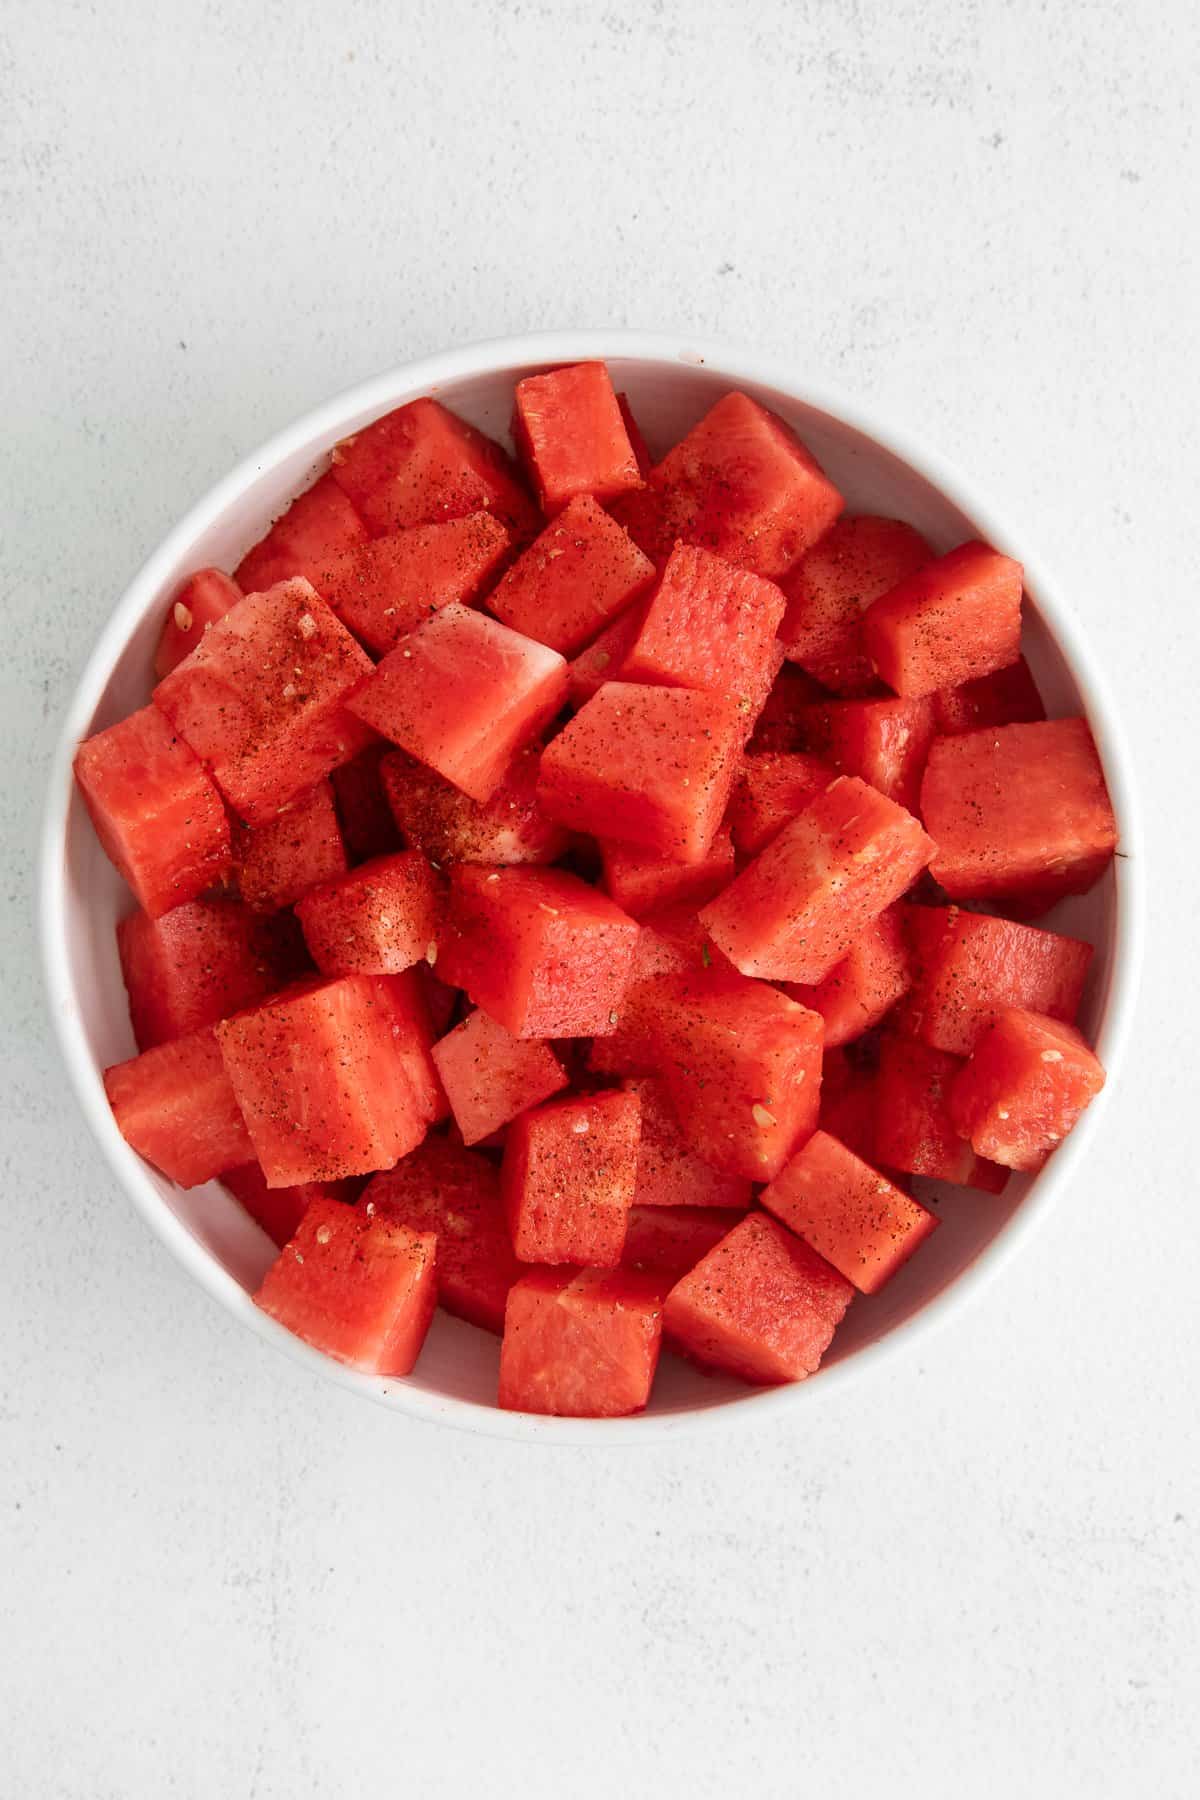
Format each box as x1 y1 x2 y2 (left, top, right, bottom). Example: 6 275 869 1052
621 543 787 721
566 596 650 705
512 361 643 513
365 1137 522 1334
254 1197 437 1376
621 1076 753 1210
600 826 735 919
921 718 1118 909
501 1089 642 1266
747 663 830 753
948 1008 1106 1172
234 472 369 593
330 397 539 537
863 541 1024 698
104 1026 253 1187
295 850 442 976
795 694 937 812
622 1205 748 1282
779 514 932 695
499 1267 665 1417
74 705 233 917
934 655 1045 735
380 743 568 868
329 744 404 862
117 896 304 1050
896 904 1093 1055
235 777 347 913
761 1129 938 1294
431 1007 568 1146
537 682 745 862
439 865 640 1039
664 1212 853 1384
223 1162 356 1250
701 775 935 984
375 968 450 1127
784 905 912 1047
314 512 512 654
347 604 568 803
153 580 375 825
486 494 655 655
154 568 242 680
874 1034 1008 1192
725 751 837 858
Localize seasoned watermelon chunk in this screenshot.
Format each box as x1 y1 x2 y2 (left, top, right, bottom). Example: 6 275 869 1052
329 744 404 862
295 850 441 976
761 1130 938 1294
365 1137 522 1334
380 743 567 868
747 662 830 753
74 705 232 917
314 512 512 654
779 515 932 694
621 543 787 720
431 1007 568 1146
725 751 836 858
347 604 568 803
439 865 640 1038
621 1076 753 1210
235 778 347 912
537 682 744 862
948 1008 1106 1171
153 580 375 825
600 826 734 919
499 1266 665 1417
375 968 449 1127
795 694 936 812
614 391 844 577
501 1089 641 1266
216 975 435 1185
512 362 643 514
874 1034 1008 1192
154 569 242 680
622 1205 748 1282
234 472 370 593
921 719 1118 908
702 775 935 984
254 1197 437 1375
104 1026 252 1187
585 906 734 1080
934 655 1044 735
486 494 655 655
223 1162 354 1250
664 1212 853 1383
566 597 650 705
117 896 304 1049
785 905 912 1047
896 904 1093 1055
863 541 1024 698
330 397 538 537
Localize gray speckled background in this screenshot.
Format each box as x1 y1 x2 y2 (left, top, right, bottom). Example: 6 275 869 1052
3 2 1198 1794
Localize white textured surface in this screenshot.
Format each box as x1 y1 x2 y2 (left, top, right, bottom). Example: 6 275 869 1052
2 2 1197 1794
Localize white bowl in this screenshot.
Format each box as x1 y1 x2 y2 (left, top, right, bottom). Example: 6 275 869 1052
39 331 1144 1443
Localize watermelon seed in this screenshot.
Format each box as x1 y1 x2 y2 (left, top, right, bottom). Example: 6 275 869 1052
1040 1049 1064 1063
752 1103 776 1127
297 612 318 639
173 601 193 631
315 1224 332 1245
425 941 438 964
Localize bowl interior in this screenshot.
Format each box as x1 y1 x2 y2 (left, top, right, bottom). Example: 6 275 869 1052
49 344 1131 1434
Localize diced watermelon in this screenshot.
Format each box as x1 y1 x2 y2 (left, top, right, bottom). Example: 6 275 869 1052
663 1212 853 1383
117 896 305 1049
612 391 844 578
216 975 435 1185
374 968 450 1128
347 604 568 803
486 494 655 655
779 515 932 694
784 905 912 1047
896 904 1093 1055
599 826 734 919
701 776 935 983
622 1205 748 1282
74 705 233 917
254 1197 437 1376
725 751 837 858
760 1130 938 1295
234 473 370 593
512 362 643 514
621 1075 753 1210
616 392 653 477
439 865 640 1038
235 778 348 912
863 542 1024 699
566 596 650 705
330 397 539 537
499 1266 665 1417
874 1034 1008 1192
295 850 442 976
585 906 734 1080
948 1008 1106 1172
329 744 404 862
223 1162 354 1250
379 743 568 868
537 682 745 863
501 1089 641 1266
747 663 831 753
154 569 242 680
104 1026 253 1187
795 694 936 812
431 1007 568 1146
934 655 1045 735
621 544 787 722
818 1046 878 1164
314 512 512 654
365 1136 522 1334
153 580 375 825
921 719 1118 909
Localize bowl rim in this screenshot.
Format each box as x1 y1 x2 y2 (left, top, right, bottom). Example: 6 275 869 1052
38 328 1145 1444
